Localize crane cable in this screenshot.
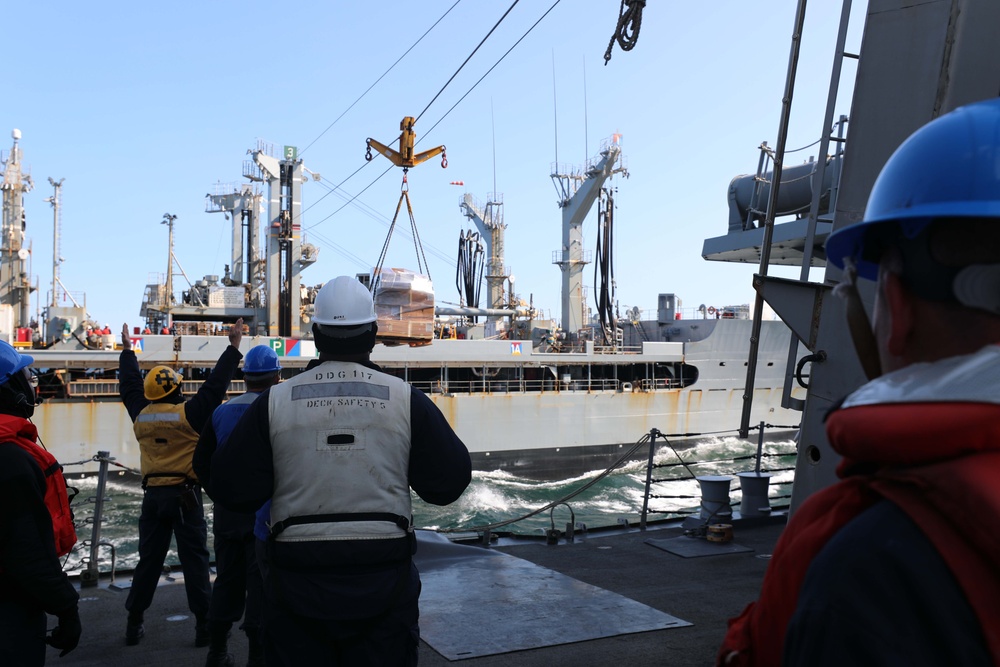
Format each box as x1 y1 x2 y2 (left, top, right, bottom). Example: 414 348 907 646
414 0 522 126
299 0 464 157
302 0 562 255
414 0 562 149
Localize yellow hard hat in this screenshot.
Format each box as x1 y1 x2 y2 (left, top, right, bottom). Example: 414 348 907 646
144 365 183 400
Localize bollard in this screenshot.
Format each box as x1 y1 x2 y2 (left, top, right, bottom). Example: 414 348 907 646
696 476 734 521
737 472 773 518
682 475 734 529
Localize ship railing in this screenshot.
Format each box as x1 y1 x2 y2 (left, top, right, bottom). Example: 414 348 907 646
592 344 643 355
638 377 683 391
436 422 799 543
414 377 637 395
638 423 799 530
58 428 799 573
66 379 247 397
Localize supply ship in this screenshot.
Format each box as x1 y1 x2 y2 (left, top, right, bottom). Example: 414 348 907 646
2 125 808 481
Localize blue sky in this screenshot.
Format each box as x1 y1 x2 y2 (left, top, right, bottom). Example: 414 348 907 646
5 1 867 330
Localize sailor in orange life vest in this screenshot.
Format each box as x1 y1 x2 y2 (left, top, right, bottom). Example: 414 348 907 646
718 98 1000 666
0 341 81 664
210 276 472 666
118 319 243 648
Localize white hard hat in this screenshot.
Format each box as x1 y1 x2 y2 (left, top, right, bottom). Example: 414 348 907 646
312 276 377 327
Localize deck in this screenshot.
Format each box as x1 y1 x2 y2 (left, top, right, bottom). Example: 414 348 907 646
56 516 783 666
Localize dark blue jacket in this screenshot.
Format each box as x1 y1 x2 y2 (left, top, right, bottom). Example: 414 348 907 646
0 443 79 616
193 391 263 538
784 500 991 666
210 358 471 620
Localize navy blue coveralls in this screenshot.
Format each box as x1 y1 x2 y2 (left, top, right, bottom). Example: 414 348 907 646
193 391 264 638
211 358 472 667
0 440 79 667
119 346 241 623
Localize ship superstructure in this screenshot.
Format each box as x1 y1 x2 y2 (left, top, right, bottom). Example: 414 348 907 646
5 126 802 479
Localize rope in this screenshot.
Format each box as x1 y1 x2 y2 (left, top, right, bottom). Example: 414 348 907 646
604 0 645 65
438 434 652 534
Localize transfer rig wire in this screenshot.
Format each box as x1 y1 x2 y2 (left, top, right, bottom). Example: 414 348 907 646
365 116 447 290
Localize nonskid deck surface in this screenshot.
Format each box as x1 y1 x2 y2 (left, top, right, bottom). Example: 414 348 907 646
58 519 784 666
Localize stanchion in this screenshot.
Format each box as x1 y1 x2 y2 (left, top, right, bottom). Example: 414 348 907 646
639 429 660 530
737 422 773 517
80 451 110 587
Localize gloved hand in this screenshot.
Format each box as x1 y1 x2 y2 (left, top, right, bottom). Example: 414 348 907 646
46 606 82 657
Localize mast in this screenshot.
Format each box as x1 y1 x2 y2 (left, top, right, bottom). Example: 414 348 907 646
162 213 176 326
550 134 626 334
251 142 317 337
205 183 261 286
459 192 507 315
0 129 35 329
45 177 65 308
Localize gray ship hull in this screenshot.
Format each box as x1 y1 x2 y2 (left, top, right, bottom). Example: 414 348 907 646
34 318 802 480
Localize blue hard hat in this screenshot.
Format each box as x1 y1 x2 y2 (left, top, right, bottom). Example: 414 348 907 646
826 97 1000 280
0 340 33 385
243 345 282 375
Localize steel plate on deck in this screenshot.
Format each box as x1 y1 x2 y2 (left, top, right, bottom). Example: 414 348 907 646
645 536 753 558
414 532 691 661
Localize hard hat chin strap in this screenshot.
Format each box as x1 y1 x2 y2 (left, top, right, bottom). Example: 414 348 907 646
833 259 882 381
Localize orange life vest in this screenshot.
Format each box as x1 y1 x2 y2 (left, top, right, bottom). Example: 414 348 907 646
0 416 77 557
718 346 1000 666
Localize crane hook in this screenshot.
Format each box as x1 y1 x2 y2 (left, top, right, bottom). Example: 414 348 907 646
365 139 373 162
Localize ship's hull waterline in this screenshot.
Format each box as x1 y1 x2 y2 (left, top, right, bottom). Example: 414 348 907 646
39 384 796 480
33 318 803 480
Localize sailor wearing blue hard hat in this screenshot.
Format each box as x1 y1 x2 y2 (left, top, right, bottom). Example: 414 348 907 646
0 340 82 662
723 98 1000 667
825 96 1000 378
193 344 282 666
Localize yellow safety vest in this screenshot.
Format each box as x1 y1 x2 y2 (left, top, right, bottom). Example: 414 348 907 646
133 403 200 487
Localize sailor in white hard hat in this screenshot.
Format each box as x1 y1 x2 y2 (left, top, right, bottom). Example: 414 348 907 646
210 276 471 666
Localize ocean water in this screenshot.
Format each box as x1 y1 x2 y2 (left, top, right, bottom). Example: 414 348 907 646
63 436 795 575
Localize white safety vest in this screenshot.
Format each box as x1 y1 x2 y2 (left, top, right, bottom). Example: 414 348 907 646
267 360 413 542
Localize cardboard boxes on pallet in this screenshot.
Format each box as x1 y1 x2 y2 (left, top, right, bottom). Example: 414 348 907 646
374 268 434 345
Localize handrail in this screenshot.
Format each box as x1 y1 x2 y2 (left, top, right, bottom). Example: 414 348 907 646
65 379 247 398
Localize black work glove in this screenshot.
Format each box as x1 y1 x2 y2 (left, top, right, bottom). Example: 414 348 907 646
46 606 82 657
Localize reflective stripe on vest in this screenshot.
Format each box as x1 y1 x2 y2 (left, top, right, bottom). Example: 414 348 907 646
133 403 200 486
267 361 412 542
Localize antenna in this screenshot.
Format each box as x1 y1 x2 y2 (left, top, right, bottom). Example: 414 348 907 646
491 98 497 196
583 55 589 161
551 50 559 167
